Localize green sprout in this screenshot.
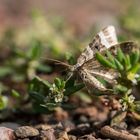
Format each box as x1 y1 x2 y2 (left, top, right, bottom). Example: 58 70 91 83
46 78 66 103
28 76 84 111
95 42 140 119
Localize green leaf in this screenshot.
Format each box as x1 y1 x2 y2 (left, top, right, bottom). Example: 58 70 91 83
127 64 140 81
41 103 58 111
114 58 124 71
32 102 52 113
28 76 51 95
96 52 116 69
31 76 51 88
130 51 140 66
106 50 115 64
0 67 13 78
27 40 43 60
65 76 75 88
11 89 20 98
114 84 128 93
54 78 65 89
124 55 132 70
61 81 65 89
37 64 52 73
65 83 84 96
117 48 125 62
65 52 76 65
29 91 45 103
0 96 8 110
134 101 140 113
54 78 61 88
130 64 140 74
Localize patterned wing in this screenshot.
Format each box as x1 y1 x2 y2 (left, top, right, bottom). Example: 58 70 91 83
79 41 138 91
109 41 138 55
81 60 118 91
79 69 107 92
76 25 118 68
87 69 118 84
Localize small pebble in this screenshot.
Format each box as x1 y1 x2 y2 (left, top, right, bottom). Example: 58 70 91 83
0 127 15 140
15 126 39 138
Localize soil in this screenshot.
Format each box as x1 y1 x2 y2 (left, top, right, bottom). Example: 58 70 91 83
1 101 140 140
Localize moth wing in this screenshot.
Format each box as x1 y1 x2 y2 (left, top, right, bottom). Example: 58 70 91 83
87 69 118 84
81 41 137 82
76 25 118 67
82 58 118 84
109 41 138 55
79 69 107 92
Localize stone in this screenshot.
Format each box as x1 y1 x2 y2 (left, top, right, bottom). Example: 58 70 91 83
0 127 15 140
35 124 52 131
40 129 55 140
15 126 39 138
68 135 77 140
79 134 97 140
18 138 30 140
0 122 20 130
131 126 140 140
57 131 69 140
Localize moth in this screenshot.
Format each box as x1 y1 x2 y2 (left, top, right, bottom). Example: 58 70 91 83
47 25 136 92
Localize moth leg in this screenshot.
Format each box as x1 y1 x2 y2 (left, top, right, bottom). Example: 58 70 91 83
66 71 74 82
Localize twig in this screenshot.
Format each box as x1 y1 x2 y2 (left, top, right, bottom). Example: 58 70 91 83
100 126 137 140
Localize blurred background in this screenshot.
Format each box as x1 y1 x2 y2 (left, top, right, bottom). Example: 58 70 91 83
0 0 137 32
0 0 139 55
0 0 139 51
0 0 136 32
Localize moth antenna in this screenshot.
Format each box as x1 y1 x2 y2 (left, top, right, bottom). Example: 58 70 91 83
40 57 72 68
41 57 74 82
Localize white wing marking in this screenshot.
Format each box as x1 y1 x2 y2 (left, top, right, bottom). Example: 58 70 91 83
98 25 118 49
76 25 118 68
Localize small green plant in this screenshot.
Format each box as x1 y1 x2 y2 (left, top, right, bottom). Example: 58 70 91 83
0 30 52 82
28 41 140 124
95 42 140 123
0 83 8 110
0 13 85 113
28 76 84 112
0 12 82 83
